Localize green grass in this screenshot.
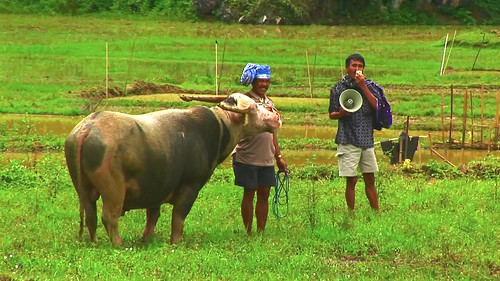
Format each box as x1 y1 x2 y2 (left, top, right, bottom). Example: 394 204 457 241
0 15 499 111
0 15 498 136
0 155 498 280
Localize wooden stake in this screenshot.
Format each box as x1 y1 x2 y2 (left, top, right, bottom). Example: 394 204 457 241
429 132 456 167
106 42 109 99
443 30 456 75
312 43 318 97
440 34 448 76
441 91 445 145
215 40 218 96
429 132 433 150
449 85 454 147
404 116 410 160
418 140 422 164
306 50 313 98
217 34 228 94
470 90 474 147
461 147 465 164
480 86 484 146
461 90 467 148
398 134 402 164
496 91 500 143
430 147 456 167
472 33 485 70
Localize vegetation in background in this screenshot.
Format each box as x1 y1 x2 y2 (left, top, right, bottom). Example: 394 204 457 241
0 0 498 24
0 16 497 149
0 16 498 122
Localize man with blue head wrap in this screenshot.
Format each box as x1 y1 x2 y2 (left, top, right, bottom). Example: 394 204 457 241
233 62 287 236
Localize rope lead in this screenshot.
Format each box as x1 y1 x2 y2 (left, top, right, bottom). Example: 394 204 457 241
272 170 290 219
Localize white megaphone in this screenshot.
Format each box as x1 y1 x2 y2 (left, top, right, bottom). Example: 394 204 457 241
339 89 363 112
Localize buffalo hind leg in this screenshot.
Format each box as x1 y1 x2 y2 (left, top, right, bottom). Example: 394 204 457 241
83 199 98 242
142 207 161 241
78 186 99 242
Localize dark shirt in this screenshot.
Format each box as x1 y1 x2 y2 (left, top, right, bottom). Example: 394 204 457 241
329 75 383 149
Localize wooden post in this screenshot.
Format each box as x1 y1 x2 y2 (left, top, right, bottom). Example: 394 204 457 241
441 91 445 145
215 40 218 96
443 30 457 75
449 85 454 147
488 127 492 151
106 42 109 99
480 86 484 146
470 89 474 147
428 132 433 150
398 134 402 164
428 131 432 163
496 91 500 143
404 116 410 160
486 96 491 149
472 33 485 70
461 89 467 148
440 34 449 76
418 141 422 164
306 50 313 98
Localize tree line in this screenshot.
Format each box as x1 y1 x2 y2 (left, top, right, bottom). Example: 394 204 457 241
0 0 497 25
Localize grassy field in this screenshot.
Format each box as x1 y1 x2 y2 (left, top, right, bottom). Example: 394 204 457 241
0 15 499 280
1 15 498 92
1 14 498 133
0 155 498 280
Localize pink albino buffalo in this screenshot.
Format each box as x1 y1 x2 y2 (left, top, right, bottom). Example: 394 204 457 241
64 93 281 245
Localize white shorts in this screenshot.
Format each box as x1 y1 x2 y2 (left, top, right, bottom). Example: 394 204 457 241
336 144 378 177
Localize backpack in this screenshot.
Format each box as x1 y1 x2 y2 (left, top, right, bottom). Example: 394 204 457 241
369 82 392 131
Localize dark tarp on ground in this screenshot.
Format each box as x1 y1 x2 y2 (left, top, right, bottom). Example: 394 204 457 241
381 133 419 164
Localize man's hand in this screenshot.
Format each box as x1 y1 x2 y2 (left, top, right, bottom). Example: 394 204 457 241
338 107 352 118
329 108 351 120
354 70 366 86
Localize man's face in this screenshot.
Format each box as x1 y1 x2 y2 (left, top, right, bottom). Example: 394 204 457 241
346 60 364 79
251 78 270 97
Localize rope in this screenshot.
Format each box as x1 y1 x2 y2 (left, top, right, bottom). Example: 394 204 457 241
272 170 290 219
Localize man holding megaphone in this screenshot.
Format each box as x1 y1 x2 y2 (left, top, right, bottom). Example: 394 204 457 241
328 53 387 213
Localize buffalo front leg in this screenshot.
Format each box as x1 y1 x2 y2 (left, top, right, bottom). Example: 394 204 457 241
142 207 161 241
170 207 187 244
101 196 124 246
101 207 123 245
170 189 199 244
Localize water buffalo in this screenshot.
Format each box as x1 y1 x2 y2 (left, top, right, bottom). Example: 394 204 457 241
64 93 281 245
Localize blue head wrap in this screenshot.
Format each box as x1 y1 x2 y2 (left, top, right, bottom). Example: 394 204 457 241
240 63 271 86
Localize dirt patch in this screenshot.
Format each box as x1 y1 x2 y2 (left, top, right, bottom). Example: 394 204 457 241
71 81 231 99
